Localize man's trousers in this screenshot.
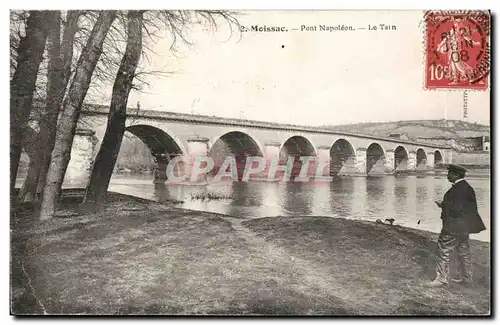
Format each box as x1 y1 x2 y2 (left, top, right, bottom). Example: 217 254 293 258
435 232 472 283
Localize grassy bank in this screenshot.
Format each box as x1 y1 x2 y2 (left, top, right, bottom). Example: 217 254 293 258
11 191 490 315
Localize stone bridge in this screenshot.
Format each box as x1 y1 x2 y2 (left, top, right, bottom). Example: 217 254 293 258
68 105 451 183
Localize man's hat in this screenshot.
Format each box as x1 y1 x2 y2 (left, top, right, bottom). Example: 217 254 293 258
447 164 467 176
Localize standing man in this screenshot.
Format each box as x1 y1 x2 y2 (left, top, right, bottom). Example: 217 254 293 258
427 164 486 287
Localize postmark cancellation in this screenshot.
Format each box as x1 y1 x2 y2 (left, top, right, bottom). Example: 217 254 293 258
424 10 490 91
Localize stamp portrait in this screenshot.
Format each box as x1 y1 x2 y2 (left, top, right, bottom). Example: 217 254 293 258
424 10 490 90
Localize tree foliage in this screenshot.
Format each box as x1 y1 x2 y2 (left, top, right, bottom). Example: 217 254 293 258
11 9 241 219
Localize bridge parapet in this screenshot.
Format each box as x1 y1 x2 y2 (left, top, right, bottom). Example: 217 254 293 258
81 105 451 151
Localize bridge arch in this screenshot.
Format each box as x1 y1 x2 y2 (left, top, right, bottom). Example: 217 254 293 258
416 148 427 169
209 129 265 157
394 145 409 171
279 136 317 159
126 125 186 157
209 131 264 180
330 138 356 177
125 125 186 181
434 150 443 166
279 136 317 179
366 142 386 175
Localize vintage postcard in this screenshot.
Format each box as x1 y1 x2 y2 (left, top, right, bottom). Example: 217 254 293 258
10 10 490 316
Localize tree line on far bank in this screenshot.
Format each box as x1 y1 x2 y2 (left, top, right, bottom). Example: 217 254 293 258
10 10 240 220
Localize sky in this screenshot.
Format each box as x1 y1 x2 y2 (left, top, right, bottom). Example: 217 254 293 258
98 10 490 126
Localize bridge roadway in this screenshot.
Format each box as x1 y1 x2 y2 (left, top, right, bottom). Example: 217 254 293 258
65 104 451 183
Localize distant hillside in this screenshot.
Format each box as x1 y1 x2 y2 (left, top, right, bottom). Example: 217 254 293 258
323 119 490 141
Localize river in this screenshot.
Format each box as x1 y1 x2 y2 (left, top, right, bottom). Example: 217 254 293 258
106 172 490 242
16 172 491 242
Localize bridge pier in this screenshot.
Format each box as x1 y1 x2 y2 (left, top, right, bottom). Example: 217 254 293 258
384 149 395 174
262 142 281 181
424 152 435 175
354 148 368 176
186 136 210 182
64 129 97 187
152 153 169 184
426 152 435 168
153 162 168 183
264 142 280 161
315 147 331 181
407 151 417 173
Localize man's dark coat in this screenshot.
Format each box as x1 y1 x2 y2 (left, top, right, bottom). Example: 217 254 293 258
441 180 486 234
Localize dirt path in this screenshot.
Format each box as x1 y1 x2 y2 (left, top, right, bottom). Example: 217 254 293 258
227 217 384 314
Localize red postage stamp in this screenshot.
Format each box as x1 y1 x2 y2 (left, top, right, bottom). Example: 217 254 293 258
424 10 490 90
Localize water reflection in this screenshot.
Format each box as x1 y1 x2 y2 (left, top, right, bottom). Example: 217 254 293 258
328 178 355 218
233 182 262 207
280 182 314 216
226 182 264 217
259 183 281 217
393 176 409 212
366 176 387 221
415 177 430 227
153 183 169 202
382 177 395 221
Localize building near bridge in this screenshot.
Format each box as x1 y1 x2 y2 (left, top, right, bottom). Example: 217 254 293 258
482 136 490 151
416 135 490 152
388 133 409 140
416 134 490 169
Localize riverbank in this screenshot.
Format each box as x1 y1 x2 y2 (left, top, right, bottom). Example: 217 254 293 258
11 190 490 315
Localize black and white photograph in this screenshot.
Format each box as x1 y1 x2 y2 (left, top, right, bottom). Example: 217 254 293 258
8 6 491 316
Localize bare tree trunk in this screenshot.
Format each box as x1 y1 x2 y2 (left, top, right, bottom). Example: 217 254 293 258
35 10 80 197
18 11 63 202
10 10 49 203
18 158 38 202
17 127 39 202
83 11 144 207
39 11 117 220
